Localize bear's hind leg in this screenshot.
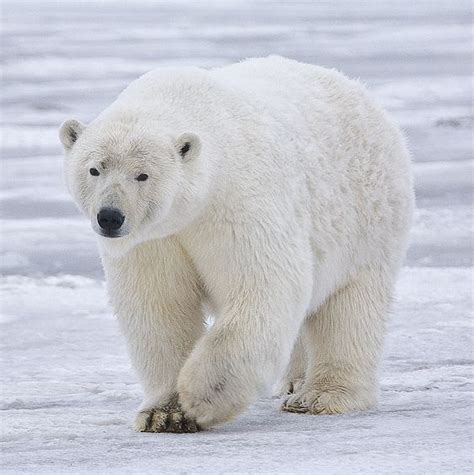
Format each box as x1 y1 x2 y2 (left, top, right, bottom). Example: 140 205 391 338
283 265 393 415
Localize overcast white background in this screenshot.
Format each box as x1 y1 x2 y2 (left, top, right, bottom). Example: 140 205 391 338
1 0 472 473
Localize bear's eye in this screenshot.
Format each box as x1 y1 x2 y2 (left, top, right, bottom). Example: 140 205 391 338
136 173 149 182
89 168 100 176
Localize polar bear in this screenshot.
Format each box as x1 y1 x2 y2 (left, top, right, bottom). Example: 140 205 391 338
60 56 414 433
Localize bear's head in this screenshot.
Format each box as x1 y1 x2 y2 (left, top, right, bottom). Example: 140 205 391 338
60 116 208 255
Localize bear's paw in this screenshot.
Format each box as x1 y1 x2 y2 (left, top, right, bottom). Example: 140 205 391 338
281 384 375 415
134 404 199 433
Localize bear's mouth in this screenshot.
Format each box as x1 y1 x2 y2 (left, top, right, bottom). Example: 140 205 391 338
96 229 128 239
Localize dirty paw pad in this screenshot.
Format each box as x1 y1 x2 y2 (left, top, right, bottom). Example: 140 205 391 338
135 407 200 433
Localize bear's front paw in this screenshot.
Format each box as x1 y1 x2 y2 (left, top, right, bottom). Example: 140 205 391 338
134 403 199 433
177 357 252 429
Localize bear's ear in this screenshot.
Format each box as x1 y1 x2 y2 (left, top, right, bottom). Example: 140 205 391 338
59 119 85 150
175 132 201 162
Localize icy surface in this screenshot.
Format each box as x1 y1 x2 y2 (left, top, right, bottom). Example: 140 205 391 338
1 0 472 473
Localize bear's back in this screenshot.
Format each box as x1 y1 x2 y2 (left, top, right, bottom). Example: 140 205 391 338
210 56 366 113
110 56 364 121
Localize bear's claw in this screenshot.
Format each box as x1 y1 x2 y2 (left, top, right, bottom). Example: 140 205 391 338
281 398 308 413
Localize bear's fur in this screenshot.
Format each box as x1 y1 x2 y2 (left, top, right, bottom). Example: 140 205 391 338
60 56 414 432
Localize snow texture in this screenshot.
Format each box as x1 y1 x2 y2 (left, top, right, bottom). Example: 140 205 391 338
1 0 472 473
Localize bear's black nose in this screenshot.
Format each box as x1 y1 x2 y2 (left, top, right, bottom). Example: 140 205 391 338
97 207 125 233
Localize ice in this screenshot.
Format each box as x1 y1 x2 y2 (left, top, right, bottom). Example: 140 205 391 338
1 0 472 472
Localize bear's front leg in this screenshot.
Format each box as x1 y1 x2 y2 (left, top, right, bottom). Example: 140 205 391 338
102 238 205 433
177 235 313 429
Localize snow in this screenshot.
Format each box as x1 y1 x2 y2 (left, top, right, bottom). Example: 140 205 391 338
1 0 472 472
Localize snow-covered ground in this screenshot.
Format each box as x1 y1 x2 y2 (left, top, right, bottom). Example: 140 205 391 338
1 0 472 472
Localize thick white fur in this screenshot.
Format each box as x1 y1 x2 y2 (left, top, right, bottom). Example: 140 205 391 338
61 56 414 430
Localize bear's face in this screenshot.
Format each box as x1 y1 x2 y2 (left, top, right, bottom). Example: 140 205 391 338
60 118 204 253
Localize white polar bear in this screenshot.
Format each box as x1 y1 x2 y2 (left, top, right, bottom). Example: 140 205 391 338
60 56 414 432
